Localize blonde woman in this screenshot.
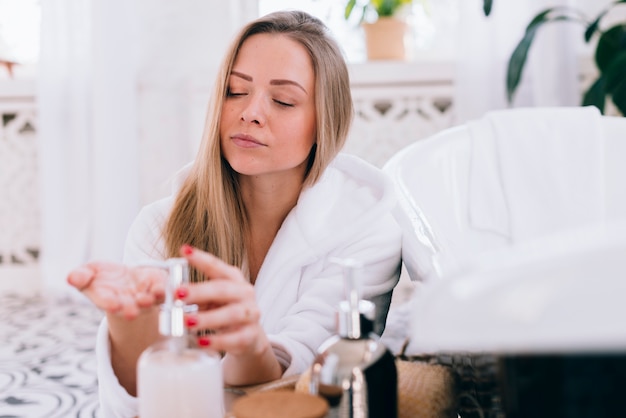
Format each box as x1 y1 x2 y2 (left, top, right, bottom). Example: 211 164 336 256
68 10 401 417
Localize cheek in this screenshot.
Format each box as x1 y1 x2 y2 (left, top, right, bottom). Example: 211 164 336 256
221 104 236 124
304 116 317 146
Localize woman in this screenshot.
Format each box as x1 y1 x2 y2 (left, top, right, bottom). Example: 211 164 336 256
68 10 401 417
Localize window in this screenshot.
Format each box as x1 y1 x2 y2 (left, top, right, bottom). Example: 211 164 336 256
0 0 41 78
258 0 460 63
259 0 367 62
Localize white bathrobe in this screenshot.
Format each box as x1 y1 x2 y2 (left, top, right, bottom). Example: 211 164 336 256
96 153 402 417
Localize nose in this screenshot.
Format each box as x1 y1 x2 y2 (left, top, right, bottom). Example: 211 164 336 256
240 94 266 126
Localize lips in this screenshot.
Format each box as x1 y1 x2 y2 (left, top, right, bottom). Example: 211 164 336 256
230 133 265 148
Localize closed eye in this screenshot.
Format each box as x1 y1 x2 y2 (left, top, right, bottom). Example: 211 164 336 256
226 89 246 97
274 99 294 107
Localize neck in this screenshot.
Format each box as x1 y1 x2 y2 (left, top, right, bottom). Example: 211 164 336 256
239 172 305 281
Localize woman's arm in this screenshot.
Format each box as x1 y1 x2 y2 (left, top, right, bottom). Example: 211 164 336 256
108 308 160 396
221 333 284 386
67 262 166 396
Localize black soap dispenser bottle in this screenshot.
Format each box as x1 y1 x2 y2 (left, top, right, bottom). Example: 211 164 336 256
309 258 398 418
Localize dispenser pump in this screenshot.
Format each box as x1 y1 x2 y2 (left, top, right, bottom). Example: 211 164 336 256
309 258 398 418
137 258 224 418
333 258 375 340
158 258 195 338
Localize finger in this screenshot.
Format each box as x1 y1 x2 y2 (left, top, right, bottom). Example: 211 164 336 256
135 291 159 308
199 325 259 355
66 266 96 291
183 279 255 307
82 286 123 313
131 267 167 303
117 291 142 320
192 303 260 331
180 245 245 282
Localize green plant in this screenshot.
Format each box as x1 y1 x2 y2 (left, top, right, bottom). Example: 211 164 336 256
345 0 493 22
506 1 626 115
344 0 413 22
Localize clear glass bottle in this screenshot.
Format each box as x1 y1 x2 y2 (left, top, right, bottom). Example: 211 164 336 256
137 258 224 418
309 259 398 418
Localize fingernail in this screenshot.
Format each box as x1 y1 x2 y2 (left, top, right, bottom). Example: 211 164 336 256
198 337 211 347
176 287 188 299
185 315 198 327
182 244 193 256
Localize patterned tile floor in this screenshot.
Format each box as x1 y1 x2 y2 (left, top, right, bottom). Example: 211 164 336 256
0 292 103 418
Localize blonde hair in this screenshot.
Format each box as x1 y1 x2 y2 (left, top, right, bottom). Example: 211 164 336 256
163 11 353 280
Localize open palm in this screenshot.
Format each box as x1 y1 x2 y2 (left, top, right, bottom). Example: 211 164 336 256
67 261 167 319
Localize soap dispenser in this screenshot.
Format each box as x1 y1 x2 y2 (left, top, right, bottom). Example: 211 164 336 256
309 258 398 418
137 258 224 418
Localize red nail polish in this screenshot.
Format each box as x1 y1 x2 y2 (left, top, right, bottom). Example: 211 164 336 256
198 337 211 347
185 316 197 327
176 287 188 299
182 244 193 256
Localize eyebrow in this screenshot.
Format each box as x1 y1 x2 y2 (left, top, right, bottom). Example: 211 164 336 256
230 71 308 94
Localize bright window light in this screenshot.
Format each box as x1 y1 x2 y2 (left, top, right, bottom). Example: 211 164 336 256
0 0 41 64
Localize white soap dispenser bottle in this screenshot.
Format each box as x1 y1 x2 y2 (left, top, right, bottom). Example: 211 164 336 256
137 258 224 418
309 258 398 418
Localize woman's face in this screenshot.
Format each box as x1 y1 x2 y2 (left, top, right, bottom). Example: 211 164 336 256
220 33 316 180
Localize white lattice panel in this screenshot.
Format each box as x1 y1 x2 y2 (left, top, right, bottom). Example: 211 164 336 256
0 103 40 266
343 61 456 168
345 85 455 167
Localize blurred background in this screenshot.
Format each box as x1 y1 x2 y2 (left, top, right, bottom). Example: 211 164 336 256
0 0 623 294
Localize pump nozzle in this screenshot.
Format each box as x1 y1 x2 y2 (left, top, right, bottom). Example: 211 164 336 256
134 258 196 337
330 258 374 339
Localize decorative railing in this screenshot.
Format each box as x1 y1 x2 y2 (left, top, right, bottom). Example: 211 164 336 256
0 80 39 269
345 61 456 167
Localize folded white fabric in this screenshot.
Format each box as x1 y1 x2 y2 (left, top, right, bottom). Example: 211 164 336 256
467 106 605 242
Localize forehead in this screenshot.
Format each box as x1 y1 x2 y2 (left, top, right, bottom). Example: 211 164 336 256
232 33 314 87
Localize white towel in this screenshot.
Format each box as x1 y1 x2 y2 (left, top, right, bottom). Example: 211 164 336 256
467 106 605 242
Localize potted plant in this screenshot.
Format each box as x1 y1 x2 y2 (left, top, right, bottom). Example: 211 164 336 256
506 1 626 116
344 0 493 60
344 0 415 60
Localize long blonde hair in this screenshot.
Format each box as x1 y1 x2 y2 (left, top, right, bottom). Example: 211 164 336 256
163 11 353 280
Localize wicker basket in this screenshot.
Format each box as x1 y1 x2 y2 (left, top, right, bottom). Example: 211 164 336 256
397 339 506 418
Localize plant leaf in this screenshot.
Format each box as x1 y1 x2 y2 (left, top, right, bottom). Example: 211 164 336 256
610 79 626 116
602 51 626 115
507 27 539 103
506 9 564 103
359 4 368 23
586 0 626 42
376 0 395 17
596 25 626 73
582 76 607 114
585 12 606 42
507 8 585 103
483 0 493 16
344 0 357 20
603 51 626 92
525 8 561 31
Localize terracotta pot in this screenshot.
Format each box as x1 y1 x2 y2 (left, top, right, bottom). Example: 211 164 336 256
362 17 408 61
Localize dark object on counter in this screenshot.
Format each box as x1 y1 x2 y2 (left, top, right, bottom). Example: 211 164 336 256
499 353 626 418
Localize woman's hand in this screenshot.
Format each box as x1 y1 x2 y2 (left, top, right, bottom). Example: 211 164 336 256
179 245 282 385
178 245 265 356
67 262 167 320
